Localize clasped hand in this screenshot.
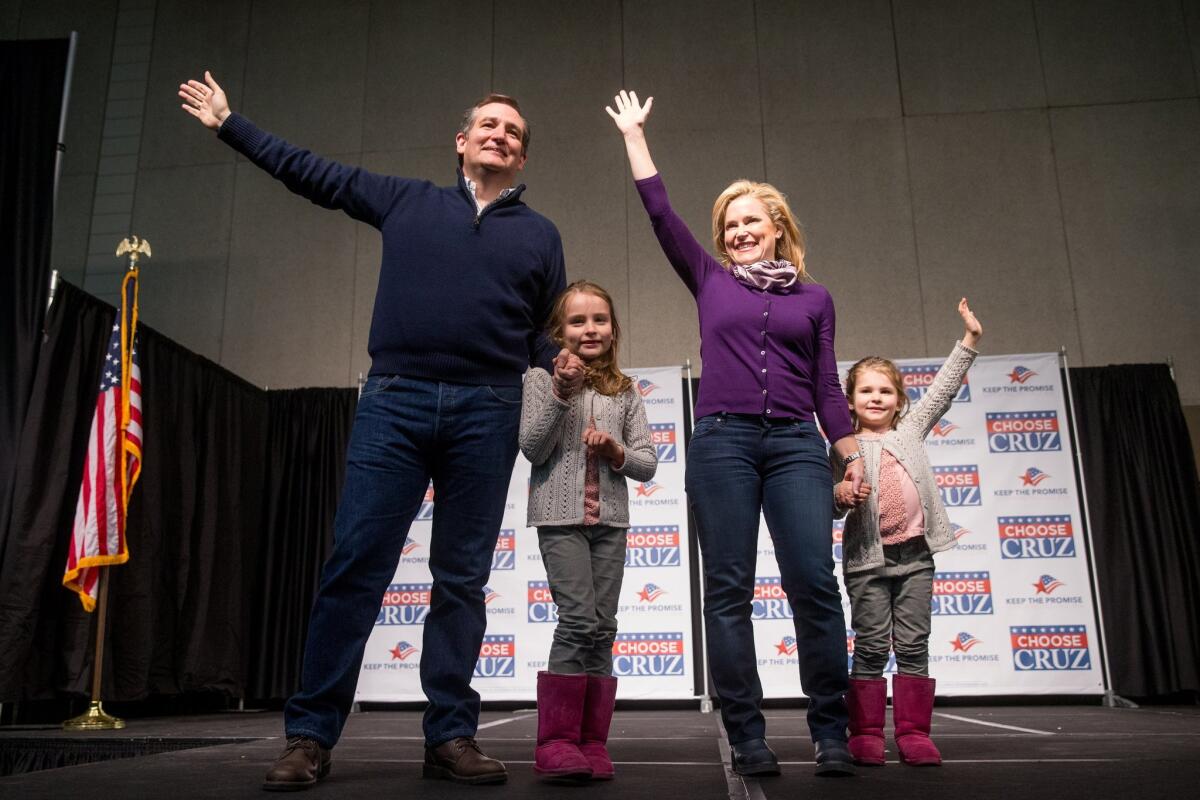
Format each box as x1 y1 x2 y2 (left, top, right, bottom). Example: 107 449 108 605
835 479 872 510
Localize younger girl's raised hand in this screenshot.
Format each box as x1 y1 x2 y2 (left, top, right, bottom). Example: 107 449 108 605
605 90 653 137
959 297 983 349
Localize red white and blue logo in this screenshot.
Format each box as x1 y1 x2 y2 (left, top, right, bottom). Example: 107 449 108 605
474 634 516 678
776 635 798 656
930 418 960 438
832 518 844 563
1020 467 1051 486
986 411 1061 453
1011 625 1091 671
402 536 421 555
651 423 677 462
636 378 661 397
637 582 667 602
1033 574 1065 594
415 482 435 521
482 585 501 604
950 631 981 652
492 530 516 570
951 522 972 542
612 632 685 677
376 583 432 626
900 362 971 404
934 464 982 506
1008 366 1038 384
527 580 558 623
626 526 681 568
752 577 792 619
389 640 420 660
932 571 994 615
999 515 1076 559
635 480 664 497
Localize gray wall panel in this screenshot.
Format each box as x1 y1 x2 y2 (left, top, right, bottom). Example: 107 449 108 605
19 0 119 177
765 117 925 363
363 0 493 154
1051 100 1200 403
240 0 369 156
1035 0 1196 106
494 1 622 137
130 163 236 362
893 0 1045 115
223 158 359 388
141 0 250 169
905 110 1082 359
757 0 901 124
51 173 97 277
623 0 760 136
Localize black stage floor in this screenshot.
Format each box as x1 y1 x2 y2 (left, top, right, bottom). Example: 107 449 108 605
2 704 1198 799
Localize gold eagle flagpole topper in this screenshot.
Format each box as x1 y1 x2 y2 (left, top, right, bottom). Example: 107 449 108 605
62 235 150 732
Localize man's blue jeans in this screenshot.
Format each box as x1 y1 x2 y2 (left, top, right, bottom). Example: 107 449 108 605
685 414 849 744
283 375 522 749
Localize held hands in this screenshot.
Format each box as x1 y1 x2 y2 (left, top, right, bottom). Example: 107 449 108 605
178 71 231 130
552 349 585 399
583 428 625 468
605 90 653 138
959 297 983 349
835 479 872 510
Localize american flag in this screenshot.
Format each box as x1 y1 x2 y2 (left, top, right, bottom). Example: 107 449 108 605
63 270 142 611
951 631 981 652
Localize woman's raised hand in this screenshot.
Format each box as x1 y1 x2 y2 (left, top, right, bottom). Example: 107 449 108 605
605 90 653 137
958 297 983 348
178 71 231 130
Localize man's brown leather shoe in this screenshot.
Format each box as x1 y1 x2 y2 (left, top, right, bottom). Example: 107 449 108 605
263 736 331 791
423 736 508 784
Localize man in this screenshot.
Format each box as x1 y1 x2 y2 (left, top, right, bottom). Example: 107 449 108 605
180 72 578 790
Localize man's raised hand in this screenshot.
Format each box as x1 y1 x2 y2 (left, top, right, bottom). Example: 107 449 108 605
179 71 231 130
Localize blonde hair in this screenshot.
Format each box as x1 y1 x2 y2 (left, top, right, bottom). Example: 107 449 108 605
711 180 808 279
547 280 632 396
845 357 908 432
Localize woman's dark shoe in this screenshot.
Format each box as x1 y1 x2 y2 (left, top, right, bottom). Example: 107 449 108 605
729 738 781 776
814 738 857 777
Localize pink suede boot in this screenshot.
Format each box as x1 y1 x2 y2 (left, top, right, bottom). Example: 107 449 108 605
579 674 618 780
892 674 942 766
847 677 887 766
534 671 593 780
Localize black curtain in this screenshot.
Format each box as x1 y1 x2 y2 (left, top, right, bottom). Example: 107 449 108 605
1069 364 1200 697
0 39 70 584
0 280 358 703
248 388 357 699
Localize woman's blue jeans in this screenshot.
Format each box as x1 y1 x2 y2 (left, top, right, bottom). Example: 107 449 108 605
685 413 848 744
283 375 522 749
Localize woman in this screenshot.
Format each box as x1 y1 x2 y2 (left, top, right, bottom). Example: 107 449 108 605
606 90 864 777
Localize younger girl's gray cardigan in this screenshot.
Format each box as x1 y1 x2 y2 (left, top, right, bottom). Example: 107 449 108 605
520 368 658 527
833 341 978 573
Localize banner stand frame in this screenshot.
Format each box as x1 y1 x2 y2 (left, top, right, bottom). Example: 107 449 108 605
1058 348 1136 709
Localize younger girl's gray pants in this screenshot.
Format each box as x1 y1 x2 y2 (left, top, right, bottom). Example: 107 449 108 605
843 537 935 677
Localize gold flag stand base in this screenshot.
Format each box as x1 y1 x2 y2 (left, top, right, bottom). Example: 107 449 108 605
63 700 125 731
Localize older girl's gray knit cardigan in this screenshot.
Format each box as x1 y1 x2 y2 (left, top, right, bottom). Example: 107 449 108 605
833 341 977 573
519 367 657 527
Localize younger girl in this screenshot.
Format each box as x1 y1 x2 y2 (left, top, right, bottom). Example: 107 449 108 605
519 280 658 781
834 299 982 767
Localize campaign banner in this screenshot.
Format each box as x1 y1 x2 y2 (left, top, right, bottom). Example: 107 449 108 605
355 366 695 701
753 352 1103 697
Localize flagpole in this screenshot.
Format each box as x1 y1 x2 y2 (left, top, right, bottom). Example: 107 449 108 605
63 569 124 730
62 236 150 731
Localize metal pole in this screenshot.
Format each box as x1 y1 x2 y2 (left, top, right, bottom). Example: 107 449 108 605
47 270 60 312
683 359 714 712
62 569 126 729
1058 348 1136 709
51 32 79 228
